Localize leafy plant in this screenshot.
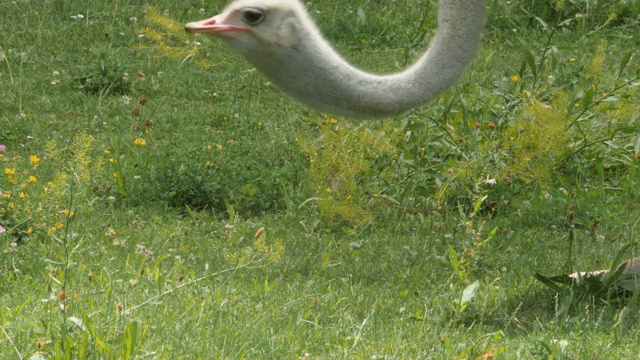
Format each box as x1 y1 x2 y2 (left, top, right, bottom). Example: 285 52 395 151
75 46 132 96
296 118 398 226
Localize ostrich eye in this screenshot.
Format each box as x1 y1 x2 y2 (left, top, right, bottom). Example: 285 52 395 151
242 9 264 25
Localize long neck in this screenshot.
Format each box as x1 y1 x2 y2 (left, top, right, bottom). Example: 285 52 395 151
244 0 485 119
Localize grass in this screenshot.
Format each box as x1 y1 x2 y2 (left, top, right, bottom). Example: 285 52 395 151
1 0 640 358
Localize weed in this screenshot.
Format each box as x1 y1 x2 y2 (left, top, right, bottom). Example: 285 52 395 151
297 118 398 226
140 7 212 69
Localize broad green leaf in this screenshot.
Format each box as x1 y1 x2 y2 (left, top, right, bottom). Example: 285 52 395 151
356 7 367 25
460 281 480 306
617 51 633 78
122 321 139 360
534 273 568 293
534 16 549 31
83 313 96 338
618 279 640 292
67 316 88 332
449 246 464 281
582 85 595 108
525 48 537 75
473 195 488 214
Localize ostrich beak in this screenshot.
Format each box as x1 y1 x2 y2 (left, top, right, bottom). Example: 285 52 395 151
185 15 250 35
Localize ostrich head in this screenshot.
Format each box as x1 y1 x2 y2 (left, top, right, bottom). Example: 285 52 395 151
185 0 308 57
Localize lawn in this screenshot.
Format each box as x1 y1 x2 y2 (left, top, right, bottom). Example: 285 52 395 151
1 0 640 358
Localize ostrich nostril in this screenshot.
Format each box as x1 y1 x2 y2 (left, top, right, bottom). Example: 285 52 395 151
185 17 218 33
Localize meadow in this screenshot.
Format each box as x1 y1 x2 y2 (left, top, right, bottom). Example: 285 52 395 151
1 0 640 358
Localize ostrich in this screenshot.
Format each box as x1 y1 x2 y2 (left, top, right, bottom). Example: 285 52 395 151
185 0 485 119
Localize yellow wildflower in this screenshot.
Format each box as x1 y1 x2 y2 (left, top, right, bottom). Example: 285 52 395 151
104 150 111 155
28 176 37 182
5 167 15 175
511 75 519 83
30 155 40 166
133 138 147 146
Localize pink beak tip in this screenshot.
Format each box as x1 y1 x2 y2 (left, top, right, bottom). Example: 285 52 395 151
184 16 250 34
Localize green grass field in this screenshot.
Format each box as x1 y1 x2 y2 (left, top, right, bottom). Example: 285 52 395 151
2 0 640 358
